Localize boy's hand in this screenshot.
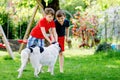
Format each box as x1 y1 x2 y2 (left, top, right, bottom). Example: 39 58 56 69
49 41 56 45
66 37 69 42
66 38 71 43
49 41 52 45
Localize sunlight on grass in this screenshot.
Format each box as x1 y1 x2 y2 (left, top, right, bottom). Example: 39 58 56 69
64 38 96 57
105 65 119 68
0 51 8 56
115 60 120 64
0 51 20 60
64 48 95 57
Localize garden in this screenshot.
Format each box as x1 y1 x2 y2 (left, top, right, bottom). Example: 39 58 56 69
0 0 120 80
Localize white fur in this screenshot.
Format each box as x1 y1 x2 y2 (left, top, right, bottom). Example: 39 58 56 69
17 42 60 78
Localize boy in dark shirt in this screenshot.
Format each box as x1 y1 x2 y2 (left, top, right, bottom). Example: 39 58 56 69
54 10 70 73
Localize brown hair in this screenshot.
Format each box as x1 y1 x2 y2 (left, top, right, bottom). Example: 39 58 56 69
56 10 65 17
45 8 55 16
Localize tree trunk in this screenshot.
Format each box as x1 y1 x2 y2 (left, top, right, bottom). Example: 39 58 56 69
104 23 107 42
104 13 108 42
41 0 60 12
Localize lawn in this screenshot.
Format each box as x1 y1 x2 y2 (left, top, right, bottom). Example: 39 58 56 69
0 48 120 80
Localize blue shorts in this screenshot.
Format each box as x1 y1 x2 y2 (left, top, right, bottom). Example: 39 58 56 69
26 36 44 47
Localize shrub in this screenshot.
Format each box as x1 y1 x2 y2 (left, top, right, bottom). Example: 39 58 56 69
16 18 36 39
95 42 112 53
0 11 16 39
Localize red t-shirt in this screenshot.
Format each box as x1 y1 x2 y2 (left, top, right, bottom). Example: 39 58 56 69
30 18 55 39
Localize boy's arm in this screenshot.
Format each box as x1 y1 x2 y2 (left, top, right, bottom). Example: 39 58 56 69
65 27 69 42
51 28 58 42
49 28 54 42
40 27 52 44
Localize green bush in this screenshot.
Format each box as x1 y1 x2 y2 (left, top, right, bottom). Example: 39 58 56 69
0 11 16 39
16 20 28 39
16 18 36 39
60 0 87 14
95 42 112 53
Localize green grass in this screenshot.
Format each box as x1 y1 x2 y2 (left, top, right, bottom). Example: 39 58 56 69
0 48 120 80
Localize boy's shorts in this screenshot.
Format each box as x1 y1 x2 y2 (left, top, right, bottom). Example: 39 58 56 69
58 36 65 52
27 36 45 47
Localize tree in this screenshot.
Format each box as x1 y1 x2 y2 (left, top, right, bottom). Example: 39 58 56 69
60 0 87 14
41 0 60 12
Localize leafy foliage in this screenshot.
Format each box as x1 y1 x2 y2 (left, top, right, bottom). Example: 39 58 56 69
98 6 120 42
16 19 36 39
0 0 42 39
0 11 16 39
0 0 120 40
17 0 36 8
44 0 53 6
60 0 87 14
97 0 120 10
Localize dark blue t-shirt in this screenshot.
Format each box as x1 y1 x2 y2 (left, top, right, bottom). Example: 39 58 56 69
55 19 70 37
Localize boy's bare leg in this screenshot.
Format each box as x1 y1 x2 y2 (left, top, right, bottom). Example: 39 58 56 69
59 52 64 73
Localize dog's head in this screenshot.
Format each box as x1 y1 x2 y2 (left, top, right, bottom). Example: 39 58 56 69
51 42 61 52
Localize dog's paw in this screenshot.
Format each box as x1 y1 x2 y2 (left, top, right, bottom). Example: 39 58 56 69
17 69 20 72
51 73 54 75
47 69 50 72
60 71 64 73
17 75 21 78
34 75 40 78
41 70 44 73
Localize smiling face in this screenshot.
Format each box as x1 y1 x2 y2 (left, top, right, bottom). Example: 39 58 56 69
56 16 65 25
56 10 66 25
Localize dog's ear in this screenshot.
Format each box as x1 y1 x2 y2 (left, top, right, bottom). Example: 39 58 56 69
39 46 44 53
28 47 33 53
28 45 36 53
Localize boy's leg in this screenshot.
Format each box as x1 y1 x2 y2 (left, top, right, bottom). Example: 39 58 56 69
38 39 45 47
26 36 36 47
58 36 65 73
59 52 64 73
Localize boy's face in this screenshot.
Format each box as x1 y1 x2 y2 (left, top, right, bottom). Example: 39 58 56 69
56 16 65 25
46 14 54 22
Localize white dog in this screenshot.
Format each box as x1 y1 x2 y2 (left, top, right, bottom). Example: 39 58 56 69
17 42 61 78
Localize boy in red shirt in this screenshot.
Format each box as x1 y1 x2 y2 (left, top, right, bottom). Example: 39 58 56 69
27 8 58 47
55 10 70 73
